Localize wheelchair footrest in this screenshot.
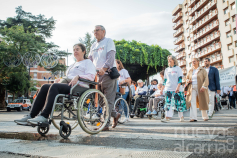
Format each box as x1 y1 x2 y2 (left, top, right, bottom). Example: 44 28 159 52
16 123 36 128
38 122 49 128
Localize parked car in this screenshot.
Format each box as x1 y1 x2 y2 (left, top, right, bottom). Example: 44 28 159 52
7 99 32 112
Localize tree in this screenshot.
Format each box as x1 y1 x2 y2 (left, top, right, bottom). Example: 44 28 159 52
79 32 96 56
114 39 171 82
0 6 69 108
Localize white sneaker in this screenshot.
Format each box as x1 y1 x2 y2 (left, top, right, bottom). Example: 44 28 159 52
124 118 129 123
14 115 32 125
180 117 184 122
84 113 91 119
161 118 170 123
27 116 48 125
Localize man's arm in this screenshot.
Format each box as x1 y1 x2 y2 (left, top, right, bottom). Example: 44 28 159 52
214 68 221 91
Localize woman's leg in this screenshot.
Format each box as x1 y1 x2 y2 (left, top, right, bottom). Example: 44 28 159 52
30 84 51 118
40 83 71 118
190 85 198 120
153 98 161 112
121 92 129 116
178 112 183 118
165 107 174 118
148 99 154 111
201 110 208 120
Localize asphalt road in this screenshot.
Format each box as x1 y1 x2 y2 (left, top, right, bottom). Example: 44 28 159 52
0 109 236 158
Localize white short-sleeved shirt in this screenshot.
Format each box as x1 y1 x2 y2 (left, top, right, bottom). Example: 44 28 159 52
89 38 116 69
150 85 158 90
66 59 96 87
118 69 130 92
192 68 199 85
135 85 148 94
164 66 183 92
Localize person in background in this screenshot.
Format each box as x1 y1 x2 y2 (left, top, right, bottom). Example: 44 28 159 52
148 80 153 90
204 58 221 119
233 85 237 109
130 80 136 96
160 55 186 123
130 79 148 116
228 85 235 109
186 58 209 122
146 83 165 115
132 81 137 91
159 70 165 85
149 79 158 95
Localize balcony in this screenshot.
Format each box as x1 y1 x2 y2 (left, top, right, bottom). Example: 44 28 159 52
189 1 217 25
173 27 184 37
223 0 229 9
230 8 235 17
175 43 185 52
224 12 230 21
197 42 221 58
226 36 233 44
225 24 231 32
233 33 237 42
189 0 211 17
191 20 219 42
227 49 234 57
215 65 224 70
176 51 186 59
188 0 199 8
193 31 220 51
172 4 182 16
173 12 183 23
174 36 185 45
182 68 187 74
210 55 222 64
173 20 183 30
179 60 186 67
190 10 218 34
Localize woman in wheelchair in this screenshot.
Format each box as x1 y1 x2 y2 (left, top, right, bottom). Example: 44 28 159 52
14 43 96 125
146 83 165 115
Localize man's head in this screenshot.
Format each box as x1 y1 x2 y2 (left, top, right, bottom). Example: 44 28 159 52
137 79 144 87
204 58 211 67
157 83 162 90
93 25 106 41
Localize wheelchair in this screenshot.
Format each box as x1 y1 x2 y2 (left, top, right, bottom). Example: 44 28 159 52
19 78 110 139
130 95 149 118
147 96 166 120
220 94 230 109
114 92 130 124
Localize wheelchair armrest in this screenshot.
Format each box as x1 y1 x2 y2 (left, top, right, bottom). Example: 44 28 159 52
79 78 99 85
141 95 150 98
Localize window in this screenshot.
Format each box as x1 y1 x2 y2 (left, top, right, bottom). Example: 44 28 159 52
226 31 231 38
34 72 37 79
223 0 226 3
235 41 237 47
228 44 233 50
189 63 191 67
229 56 234 63
232 16 236 22
231 3 236 10
234 28 236 34
225 19 230 26
189 54 191 58
224 8 229 14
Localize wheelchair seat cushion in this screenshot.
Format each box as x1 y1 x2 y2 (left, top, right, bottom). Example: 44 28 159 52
72 86 89 96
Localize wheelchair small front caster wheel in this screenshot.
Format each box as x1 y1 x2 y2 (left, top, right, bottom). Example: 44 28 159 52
59 123 71 139
37 126 49 136
148 115 152 120
161 112 165 119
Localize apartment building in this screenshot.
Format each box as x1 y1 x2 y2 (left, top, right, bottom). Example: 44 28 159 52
30 58 66 89
172 0 237 83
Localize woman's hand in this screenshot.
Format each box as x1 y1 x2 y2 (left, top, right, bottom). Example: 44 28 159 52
119 80 126 85
175 86 180 93
69 76 79 87
155 94 159 97
200 87 205 92
54 78 60 83
187 79 192 84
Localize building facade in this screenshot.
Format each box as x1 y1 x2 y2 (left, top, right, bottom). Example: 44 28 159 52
172 0 237 83
30 58 66 89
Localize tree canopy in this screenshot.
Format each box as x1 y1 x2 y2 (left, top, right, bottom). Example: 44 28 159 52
114 39 171 81
79 32 96 57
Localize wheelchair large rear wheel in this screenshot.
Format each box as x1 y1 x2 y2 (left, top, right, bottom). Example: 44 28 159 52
114 97 129 124
77 89 109 135
52 101 79 130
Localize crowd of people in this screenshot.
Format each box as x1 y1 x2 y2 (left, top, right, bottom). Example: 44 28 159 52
14 25 236 132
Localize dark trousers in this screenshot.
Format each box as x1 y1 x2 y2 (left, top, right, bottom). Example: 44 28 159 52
30 83 71 118
229 96 236 108
132 95 143 113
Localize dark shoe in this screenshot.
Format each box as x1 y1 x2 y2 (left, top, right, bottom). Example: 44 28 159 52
94 126 109 131
190 119 197 122
112 113 121 128
204 119 208 121
130 113 135 116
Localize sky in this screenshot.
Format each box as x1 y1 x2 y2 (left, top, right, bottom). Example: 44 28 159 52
0 0 184 67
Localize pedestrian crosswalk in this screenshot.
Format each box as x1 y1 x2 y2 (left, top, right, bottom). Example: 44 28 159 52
0 109 236 158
